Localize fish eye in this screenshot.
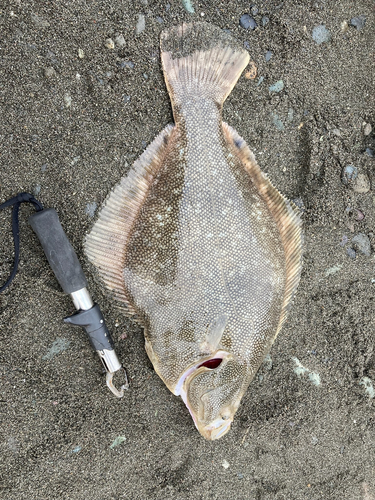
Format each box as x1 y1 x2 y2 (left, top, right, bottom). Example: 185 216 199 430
198 358 222 369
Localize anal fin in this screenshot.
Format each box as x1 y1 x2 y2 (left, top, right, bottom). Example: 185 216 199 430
222 122 303 336
85 124 174 317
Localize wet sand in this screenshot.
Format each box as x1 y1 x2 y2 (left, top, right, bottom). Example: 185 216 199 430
1 1 374 499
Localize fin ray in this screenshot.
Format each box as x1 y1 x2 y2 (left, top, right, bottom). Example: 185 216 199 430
161 22 250 105
85 124 174 317
222 122 303 337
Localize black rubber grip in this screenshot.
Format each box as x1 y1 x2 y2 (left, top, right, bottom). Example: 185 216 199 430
64 304 114 351
29 208 87 294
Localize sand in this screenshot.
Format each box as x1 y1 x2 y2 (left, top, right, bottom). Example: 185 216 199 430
1 1 374 499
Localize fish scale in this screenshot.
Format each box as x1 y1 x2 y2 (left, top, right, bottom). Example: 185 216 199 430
85 22 302 440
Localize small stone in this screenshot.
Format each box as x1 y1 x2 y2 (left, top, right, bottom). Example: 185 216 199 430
237 473 244 479
85 202 97 218
182 0 195 13
123 95 131 103
271 112 284 131
352 173 370 194
105 38 115 49
33 184 41 196
257 76 264 86
250 5 258 15
118 60 134 69
143 73 148 79
222 459 230 469
156 16 164 24
245 61 257 79
31 13 50 28
269 80 284 92
366 148 374 158
311 436 319 446
44 66 56 78
341 165 358 185
363 123 372 136
265 50 272 62
352 233 371 257
262 16 269 26
78 48 84 58
331 128 341 137
136 14 146 34
243 41 250 50
346 247 356 259
115 34 126 48
351 15 366 31
64 93 72 108
240 14 257 30
355 209 365 221
341 20 349 33
312 25 331 44
41 164 48 172
340 235 348 247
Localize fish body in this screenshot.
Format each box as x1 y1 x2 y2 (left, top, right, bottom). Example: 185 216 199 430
85 23 302 440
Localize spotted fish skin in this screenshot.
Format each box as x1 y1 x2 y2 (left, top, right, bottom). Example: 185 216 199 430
85 23 302 440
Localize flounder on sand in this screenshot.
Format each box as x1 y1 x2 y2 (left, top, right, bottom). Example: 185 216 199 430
85 22 302 440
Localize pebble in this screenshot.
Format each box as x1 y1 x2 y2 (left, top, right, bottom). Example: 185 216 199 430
156 16 164 24
262 16 269 26
41 164 48 172
351 15 366 31
352 173 370 194
118 60 134 69
346 247 356 259
250 5 258 15
312 25 331 44
64 93 72 108
340 235 349 247
256 76 264 86
245 61 257 79
363 123 372 136
331 128 341 137
44 66 56 78
85 202 97 218
222 460 230 469
311 436 319 446
352 233 371 257
182 0 195 13
136 14 146 34
271 112 284 131
366 148 374 158
240 14 257 30
105 38 115 49
341 165 358 185
115 34 126 48
265 50 272 62
33 184 41 196
356 209 365 221
269 80 284 92
78 48 84 58
31 13 50 28
243 41 250 50
123 95 131 103
341 20 349 33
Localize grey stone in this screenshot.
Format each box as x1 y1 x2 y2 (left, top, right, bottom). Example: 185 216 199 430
352 173 370 193
352 233 371 257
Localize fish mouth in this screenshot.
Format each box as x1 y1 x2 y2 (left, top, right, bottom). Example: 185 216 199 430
174 351 232 439
199 417 232 441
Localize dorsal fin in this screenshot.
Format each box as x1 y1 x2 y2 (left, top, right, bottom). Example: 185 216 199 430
222 122 303 336
84 124 174 317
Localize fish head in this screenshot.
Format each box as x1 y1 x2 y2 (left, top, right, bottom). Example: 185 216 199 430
177 351 250 440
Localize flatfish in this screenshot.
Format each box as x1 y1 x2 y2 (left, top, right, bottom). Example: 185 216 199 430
85 22 302 440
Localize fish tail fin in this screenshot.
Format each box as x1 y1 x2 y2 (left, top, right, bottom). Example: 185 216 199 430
160 22 250 105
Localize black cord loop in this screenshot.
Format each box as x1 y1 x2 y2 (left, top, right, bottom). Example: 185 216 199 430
0 192 43 292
